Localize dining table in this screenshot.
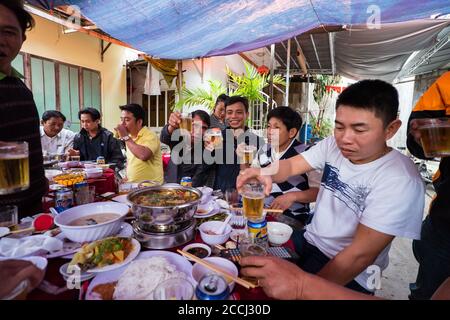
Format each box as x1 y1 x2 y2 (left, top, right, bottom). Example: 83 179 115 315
20 188 299 301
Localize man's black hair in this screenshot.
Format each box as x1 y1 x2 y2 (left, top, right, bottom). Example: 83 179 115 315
119 103 145 122
78 107 101 121
1 0 35 36
42 110 66 122
191 109 211 127
336 79 399 127
267 106 302 133
225 96 249 112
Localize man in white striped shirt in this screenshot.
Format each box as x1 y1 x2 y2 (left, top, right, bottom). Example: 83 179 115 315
40 110 75 155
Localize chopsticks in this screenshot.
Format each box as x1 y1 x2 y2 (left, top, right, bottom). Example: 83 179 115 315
176 249 257 289
229 206 284 214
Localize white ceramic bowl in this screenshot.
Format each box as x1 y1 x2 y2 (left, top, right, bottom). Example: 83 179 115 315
84 168 103 179
267 221 293 246
199 221 231 246
191 257 238 292
54 202 129 243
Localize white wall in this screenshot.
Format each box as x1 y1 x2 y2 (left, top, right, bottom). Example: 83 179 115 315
182 55 246 113
391 80 415 149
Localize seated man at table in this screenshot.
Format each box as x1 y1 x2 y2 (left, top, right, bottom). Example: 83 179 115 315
67 107 125 170
160 109 214 187
40 110 75 156
212 96 265 192
116 103 163 184
249 107 320 225
238 79 424 295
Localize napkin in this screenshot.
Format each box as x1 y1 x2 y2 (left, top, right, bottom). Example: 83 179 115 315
0 235 63 258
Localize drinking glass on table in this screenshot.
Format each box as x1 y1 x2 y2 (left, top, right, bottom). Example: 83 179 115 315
0 141 29 195
0 205 18 228
225 188 240 209
238 235 267 287
153 278 194 300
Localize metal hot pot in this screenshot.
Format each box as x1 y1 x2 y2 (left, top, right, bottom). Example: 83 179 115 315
126 184 202 249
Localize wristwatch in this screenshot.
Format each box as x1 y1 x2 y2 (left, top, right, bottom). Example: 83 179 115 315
121 135 130 142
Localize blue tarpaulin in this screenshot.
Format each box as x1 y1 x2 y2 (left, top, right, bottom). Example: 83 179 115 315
28 0 450 59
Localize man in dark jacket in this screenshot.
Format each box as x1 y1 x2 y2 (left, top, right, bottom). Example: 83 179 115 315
67 108 125 170
160 109 214 187
407 71 450 300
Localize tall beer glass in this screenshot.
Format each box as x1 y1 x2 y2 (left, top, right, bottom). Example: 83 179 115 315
0 141 30 194
241 182 265 221
417 118 450 157
179 112 192 133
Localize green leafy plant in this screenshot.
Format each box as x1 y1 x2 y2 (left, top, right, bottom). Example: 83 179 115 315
226 61 286 103
174 80 227 111
309 115 333 139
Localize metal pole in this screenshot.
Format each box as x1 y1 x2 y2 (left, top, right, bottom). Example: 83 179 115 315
285 39 291 106
304 76 310 144
269 43 275 108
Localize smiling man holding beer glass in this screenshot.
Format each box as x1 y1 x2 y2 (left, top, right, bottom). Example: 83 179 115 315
0 0 47 218
407 71 450 300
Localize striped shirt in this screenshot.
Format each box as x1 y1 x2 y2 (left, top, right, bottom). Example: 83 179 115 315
0 70 46 216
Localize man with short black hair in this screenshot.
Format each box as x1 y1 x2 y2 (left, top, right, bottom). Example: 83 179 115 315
212 95 265 192
238 80 425 297
116 103 163 183
67 107 125 170
0 0 46 218
40 110 75 155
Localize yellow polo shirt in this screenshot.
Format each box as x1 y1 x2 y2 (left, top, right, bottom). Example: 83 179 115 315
126 126 163 184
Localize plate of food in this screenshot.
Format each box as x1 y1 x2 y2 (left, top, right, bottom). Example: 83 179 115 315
194 201 220 218
69 237 140 273
47 222 133 259
85 250 194 300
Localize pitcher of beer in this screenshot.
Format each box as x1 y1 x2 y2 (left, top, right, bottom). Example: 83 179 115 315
241 182 265 221
0 141 30 195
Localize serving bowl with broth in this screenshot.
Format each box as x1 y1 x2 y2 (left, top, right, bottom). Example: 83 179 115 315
54 202 129 243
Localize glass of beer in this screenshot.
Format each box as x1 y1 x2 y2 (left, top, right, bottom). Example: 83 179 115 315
241 145 257 164
204 128 223 149
241 182 265 221
179 112 192 133
418 118 450 157
0 141 30 195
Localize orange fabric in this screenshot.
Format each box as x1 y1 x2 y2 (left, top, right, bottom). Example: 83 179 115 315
413 71 450 115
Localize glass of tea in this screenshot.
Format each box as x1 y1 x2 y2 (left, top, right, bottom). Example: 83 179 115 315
0 141 30 195
417 118 450 158
179 112 192 133
240 182 265 221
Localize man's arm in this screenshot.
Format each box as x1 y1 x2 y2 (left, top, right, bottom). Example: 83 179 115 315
270 188 319 211
317 223 394 285
160 124 177 148
237 154 314 195
125 139 153 161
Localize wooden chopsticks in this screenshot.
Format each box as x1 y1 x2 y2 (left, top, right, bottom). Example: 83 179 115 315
176 249 257 289
229 206 284 214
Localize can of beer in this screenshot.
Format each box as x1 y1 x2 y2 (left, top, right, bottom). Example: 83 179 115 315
96 156 105 165
195 274 230 300
180 176 192 187
55 188 74 213
74 181 90 205
247 218 268 246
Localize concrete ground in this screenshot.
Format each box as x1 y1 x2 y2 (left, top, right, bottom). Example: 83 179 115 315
375 183 435 300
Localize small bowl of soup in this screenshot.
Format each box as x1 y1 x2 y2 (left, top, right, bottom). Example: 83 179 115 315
54 202 129 243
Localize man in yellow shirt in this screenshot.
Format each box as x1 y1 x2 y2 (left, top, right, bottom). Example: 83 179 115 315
115 104 163 184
